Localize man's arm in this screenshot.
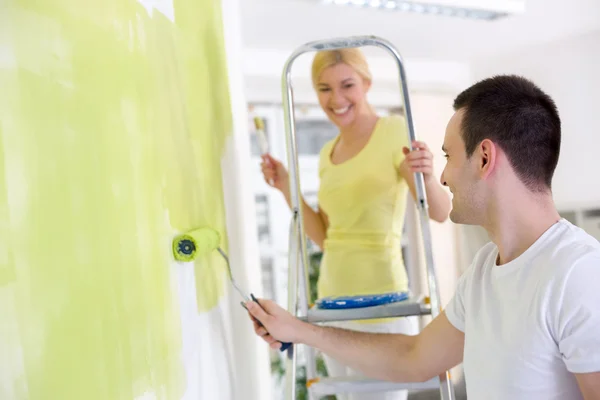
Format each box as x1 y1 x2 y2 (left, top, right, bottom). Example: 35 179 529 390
575 372 600 399
246 300 464 383
555 254 600 399
304 311 464 382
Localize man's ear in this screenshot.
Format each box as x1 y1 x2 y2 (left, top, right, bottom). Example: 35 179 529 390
478 139 497 180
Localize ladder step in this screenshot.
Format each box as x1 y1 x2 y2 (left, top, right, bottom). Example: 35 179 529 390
302 296 430 323
308 376 440 396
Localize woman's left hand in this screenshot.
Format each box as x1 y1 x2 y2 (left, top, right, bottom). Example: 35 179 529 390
399 140 435 182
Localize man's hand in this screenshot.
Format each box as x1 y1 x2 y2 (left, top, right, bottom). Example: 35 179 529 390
246 298 307 350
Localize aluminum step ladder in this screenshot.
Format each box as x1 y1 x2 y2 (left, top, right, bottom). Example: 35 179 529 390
280 35 455 400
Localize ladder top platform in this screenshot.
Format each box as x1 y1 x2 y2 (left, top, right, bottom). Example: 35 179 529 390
302 296 431 323
309 376 440 397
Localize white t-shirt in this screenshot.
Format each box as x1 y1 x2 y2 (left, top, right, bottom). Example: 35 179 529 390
445 219 600 400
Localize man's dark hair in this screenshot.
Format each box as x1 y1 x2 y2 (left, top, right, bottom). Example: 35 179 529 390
453 75 561 191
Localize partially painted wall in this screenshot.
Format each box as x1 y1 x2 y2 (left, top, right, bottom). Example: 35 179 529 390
0 1 236 399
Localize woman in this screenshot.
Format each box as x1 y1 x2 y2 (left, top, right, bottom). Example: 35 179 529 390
260 48 450 400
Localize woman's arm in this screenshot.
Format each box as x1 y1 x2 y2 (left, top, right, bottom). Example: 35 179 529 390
261 154 329 248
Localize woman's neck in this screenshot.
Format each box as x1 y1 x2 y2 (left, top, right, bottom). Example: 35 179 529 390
338 110 379 143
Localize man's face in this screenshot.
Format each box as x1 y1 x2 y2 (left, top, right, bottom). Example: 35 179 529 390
440 110 486 225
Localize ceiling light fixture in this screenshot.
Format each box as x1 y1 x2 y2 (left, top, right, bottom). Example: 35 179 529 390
319 0 525 21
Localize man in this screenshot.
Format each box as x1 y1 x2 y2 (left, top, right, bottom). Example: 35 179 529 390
246 75 600 399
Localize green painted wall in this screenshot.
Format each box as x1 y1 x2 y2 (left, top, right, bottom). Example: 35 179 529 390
0 1 233 398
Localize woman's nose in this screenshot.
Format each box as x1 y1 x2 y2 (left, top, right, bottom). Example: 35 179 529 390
330 90 344 105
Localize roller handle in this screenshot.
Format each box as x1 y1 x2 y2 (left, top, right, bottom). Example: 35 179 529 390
242 294 292 352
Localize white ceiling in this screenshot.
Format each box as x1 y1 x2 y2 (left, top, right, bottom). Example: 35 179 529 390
239 0 600 61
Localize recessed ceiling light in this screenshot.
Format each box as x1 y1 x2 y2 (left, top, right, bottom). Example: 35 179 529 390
318 0 525 21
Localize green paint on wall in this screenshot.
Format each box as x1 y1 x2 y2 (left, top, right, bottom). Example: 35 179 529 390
0 0 233 398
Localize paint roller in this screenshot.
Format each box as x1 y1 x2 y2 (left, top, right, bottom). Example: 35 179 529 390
173 227 292 351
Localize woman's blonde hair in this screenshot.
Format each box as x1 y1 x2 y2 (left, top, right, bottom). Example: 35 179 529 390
311 48 372 88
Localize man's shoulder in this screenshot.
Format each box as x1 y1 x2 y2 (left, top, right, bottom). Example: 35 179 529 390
459 241 498 279
543 222 600 342
473 241 498 259
543 219 600 275
521 221 600 313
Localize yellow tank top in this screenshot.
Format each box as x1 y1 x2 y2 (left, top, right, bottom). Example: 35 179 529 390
317 115 410 304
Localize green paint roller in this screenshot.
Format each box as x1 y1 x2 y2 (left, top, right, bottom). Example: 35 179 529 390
172 228 292 351
172 227 221 262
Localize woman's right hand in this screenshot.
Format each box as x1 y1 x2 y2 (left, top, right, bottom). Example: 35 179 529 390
260 154 289 194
